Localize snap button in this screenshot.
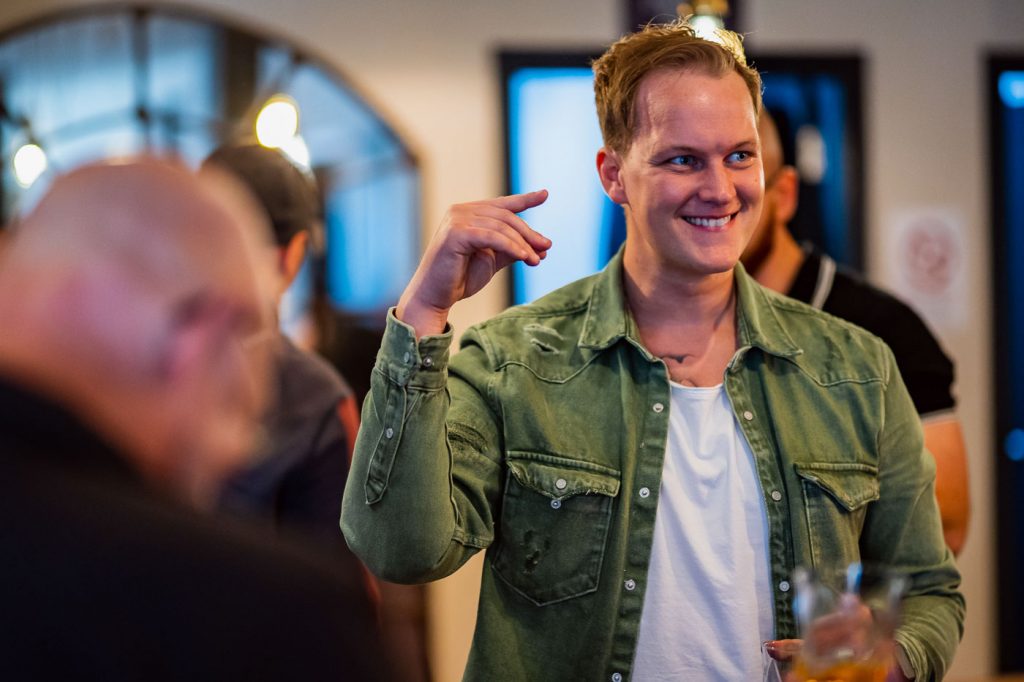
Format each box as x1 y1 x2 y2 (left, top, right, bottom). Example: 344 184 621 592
779 580 791 593
771 490 782 501
384 427 394 439
638 487 650 498
555 478 567 490
612 674 623 682
550 499 562 510
743 410 754 421
624 579 636 591
422 356 433 367
652 402 664 413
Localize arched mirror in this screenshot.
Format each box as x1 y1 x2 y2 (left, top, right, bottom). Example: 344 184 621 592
0 5 420 385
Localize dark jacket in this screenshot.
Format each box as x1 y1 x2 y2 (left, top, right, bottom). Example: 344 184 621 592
0 377 386 681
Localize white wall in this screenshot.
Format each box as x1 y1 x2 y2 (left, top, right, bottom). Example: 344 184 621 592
0 0 1019 678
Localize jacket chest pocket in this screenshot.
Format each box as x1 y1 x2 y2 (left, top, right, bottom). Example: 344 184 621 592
491 452 620 606
794 462 879 569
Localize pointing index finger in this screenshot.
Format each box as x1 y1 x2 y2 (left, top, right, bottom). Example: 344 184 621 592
488 189 549 214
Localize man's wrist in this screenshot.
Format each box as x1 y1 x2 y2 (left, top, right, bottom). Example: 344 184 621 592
396 294 450 339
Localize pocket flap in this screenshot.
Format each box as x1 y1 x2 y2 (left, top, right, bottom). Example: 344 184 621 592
506 451 620 500
794 462 880 511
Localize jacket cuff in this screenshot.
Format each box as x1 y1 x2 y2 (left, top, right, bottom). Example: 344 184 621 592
894 633 922 680
376 308 453 390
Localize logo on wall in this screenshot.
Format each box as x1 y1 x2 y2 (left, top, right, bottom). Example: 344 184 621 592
885 208 966 331
902 216 961 297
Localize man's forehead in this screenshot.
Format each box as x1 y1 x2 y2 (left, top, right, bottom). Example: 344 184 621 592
636 68 755 114
631 69 758 145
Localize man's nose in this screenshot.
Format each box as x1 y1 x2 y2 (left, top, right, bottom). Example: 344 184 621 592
697 163 736 204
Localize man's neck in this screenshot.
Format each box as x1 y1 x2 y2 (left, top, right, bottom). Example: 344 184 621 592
748 225 806 295
622 264 739 388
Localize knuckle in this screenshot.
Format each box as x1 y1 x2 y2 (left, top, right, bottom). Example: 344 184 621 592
445 208 475 229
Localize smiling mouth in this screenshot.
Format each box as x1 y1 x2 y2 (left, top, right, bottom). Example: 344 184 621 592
684 213 737 230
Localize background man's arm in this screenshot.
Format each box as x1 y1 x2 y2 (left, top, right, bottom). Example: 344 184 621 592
922 417 970 555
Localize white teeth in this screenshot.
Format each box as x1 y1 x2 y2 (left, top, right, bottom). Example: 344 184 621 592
686 216 730 228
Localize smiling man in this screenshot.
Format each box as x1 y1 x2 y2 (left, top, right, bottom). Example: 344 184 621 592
341 20 963 681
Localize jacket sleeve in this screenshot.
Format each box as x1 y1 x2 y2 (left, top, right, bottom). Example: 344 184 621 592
340 311 504 584
861 344 965 681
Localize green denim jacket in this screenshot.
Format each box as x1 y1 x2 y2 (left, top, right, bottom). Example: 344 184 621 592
341 253 964 681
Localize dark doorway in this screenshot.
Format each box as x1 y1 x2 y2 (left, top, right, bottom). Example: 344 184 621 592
989 53 1024 674
748 54 864 270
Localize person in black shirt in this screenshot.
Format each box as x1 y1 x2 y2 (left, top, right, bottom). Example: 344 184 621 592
741 111 970 554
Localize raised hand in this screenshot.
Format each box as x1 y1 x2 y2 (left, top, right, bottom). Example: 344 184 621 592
396 190 551 337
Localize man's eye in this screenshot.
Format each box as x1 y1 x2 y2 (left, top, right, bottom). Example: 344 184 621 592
727 151 753 163
667 155 696 167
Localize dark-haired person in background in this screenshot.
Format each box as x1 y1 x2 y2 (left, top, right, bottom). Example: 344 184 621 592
203 144 363 550
741 111 970 554
204 143 430 681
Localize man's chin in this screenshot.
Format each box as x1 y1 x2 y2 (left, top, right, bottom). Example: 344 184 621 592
679 257 744 279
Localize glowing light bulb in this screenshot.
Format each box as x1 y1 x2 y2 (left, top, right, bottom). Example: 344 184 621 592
1007 428 1024 462
255 96 299 148
13 143 47 188
999 71 1024 109
795 125 827 184
690 14 724 42
280 134 311 169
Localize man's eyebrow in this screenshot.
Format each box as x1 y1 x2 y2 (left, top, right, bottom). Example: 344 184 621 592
655 139 760 155
659 145 701 154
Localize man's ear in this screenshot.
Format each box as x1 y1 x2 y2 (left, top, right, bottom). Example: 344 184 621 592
773 165 800 225
597 147 628 205
278 231 309 291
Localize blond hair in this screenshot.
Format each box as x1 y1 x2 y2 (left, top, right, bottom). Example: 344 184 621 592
592 19 762 153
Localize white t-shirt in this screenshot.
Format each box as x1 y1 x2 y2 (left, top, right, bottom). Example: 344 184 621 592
631 382 774 681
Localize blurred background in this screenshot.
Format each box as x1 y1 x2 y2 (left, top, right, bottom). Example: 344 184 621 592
0 0 1019 678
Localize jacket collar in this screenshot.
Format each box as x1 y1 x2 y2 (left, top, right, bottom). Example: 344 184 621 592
578 247 803 360
578 248 633 351
733 260 804 359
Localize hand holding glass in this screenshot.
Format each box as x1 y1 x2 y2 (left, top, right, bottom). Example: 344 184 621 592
764 564 907 682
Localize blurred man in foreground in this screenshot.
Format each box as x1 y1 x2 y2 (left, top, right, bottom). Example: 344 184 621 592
741 111 970 554
0 159 381 680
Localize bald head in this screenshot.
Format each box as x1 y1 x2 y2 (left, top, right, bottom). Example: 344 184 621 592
758 110 784 182
0 158 277 507
740 110 803 289
13 159 273 314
